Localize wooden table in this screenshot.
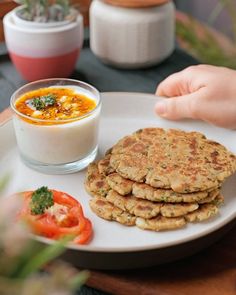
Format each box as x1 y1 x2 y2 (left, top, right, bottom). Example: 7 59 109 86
0 43 235 295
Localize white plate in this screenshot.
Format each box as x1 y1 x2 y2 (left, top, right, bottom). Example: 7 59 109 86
1 92 236 269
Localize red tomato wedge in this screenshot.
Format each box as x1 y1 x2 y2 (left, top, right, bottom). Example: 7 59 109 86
18 189 93 245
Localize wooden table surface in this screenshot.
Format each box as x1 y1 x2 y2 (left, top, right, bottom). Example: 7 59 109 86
0 42 235 295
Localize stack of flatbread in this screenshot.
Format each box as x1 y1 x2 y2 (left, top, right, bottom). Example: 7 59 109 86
85 128 236 231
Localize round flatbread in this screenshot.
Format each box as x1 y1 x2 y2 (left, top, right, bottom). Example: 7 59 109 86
136 215 186 231
86 162 221 204
184 203 219 222
132 183 219 203
89 196 222 231
89 197 136 226
106 190 199 219
109 128 236 193
85 163 110 198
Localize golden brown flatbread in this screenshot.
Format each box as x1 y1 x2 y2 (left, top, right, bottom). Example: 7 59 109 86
86 162 220 204
89 195 223 231
106 190 199 219
136 215 186 231
85 163 110 198
89 197 136 226
109 128 236 193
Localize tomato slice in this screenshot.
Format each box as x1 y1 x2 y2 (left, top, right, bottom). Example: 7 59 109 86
18 189 93 245
52 190 81 208
74 218 93 244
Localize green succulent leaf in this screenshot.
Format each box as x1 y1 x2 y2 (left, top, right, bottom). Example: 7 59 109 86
14 0 75 22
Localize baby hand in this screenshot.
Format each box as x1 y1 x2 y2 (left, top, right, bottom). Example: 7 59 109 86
155 64 236 129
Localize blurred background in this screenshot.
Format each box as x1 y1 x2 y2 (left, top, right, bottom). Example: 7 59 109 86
174 0 236 68
175 0 235 39
1 0 236 68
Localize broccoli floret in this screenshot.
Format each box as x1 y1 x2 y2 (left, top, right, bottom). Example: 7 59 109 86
30 186 54 215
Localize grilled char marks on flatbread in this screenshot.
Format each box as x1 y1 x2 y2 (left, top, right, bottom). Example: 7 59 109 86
132 183 219 203
85 163 110 198
98 154 115 176
106 190 162 219
85 127 230 232
109 128 236 193
106 190 200 218
89 197 136 226
106 171 220 203
86 162 221 205
106 173 134 195
89 195 223 231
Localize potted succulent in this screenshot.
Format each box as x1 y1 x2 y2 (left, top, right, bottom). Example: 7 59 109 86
3 1 84 81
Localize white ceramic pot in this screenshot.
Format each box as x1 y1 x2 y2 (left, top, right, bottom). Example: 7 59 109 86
3 7 84 81
90 0 175 69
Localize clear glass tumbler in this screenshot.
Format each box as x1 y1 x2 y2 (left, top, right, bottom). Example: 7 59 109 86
10 78 101 174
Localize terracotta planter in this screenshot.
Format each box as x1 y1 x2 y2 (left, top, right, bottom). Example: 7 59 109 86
3 6 84 82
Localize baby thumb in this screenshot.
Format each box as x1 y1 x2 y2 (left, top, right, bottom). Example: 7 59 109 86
155 95 196 120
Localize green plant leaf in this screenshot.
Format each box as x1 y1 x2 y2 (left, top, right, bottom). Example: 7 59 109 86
16 236 72 279
69 270 90 290
0 174 11 194
176 12 236 69
15 0 73 22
